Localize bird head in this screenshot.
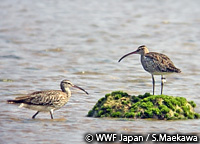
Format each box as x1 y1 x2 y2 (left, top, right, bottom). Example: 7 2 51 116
135 45 149 55
118 45 149 62
61 79 89 95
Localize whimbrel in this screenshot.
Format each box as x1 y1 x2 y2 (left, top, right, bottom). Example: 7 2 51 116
118 45 181 95
7 79 89 119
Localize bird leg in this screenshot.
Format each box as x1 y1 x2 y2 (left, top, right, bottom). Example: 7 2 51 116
151 74 155 95
50 109 54 119
161 75 166 95
32 111 39 119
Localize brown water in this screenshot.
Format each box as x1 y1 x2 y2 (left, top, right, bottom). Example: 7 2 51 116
0 0 200 143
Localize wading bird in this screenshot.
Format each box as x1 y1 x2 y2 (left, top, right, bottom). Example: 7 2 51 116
118 45 181 95
7 79 89 119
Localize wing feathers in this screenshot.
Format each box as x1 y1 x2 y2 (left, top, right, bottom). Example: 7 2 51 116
145 52 181 73
7 90 68 107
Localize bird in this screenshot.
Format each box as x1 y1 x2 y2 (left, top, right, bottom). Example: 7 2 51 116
7 79 89 119
118 45 181 95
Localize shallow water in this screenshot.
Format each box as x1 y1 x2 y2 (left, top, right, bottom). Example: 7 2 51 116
0 0 200 143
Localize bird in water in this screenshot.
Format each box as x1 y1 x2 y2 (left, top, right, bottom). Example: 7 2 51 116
7 79 89 119
118 45 181 95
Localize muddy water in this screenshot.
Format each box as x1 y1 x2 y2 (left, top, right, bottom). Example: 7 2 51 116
0 0 200 143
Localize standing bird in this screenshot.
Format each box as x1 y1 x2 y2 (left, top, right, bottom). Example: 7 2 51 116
7 79 89 119
118 45 181 95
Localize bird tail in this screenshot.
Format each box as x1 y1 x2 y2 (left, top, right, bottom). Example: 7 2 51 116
7 99 22 104
176 68 181 73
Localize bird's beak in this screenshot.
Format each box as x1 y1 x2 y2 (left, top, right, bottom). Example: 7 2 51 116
73 85 89 95
118 50 138 62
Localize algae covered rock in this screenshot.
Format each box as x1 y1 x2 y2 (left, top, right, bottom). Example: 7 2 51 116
87 91 200 120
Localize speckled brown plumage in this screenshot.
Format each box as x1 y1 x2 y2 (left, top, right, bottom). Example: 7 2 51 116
7 80 88 119
118 45 181 95
9 90 69 107
141 52 181 75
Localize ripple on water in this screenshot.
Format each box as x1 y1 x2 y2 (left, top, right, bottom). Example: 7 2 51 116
0 0 200 143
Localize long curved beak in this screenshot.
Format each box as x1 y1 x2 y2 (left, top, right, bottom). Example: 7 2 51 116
118 50 138 62
73 85 89 95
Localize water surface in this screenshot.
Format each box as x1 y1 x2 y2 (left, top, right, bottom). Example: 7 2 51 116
0 0 200 143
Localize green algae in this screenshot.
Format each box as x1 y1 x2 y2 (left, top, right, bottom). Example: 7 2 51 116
87 91 200 120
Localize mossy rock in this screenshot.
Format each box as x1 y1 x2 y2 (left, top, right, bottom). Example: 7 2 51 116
87 91 200 120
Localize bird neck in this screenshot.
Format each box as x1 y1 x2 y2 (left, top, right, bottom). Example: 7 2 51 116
61 85 71 97
141 48 149 56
